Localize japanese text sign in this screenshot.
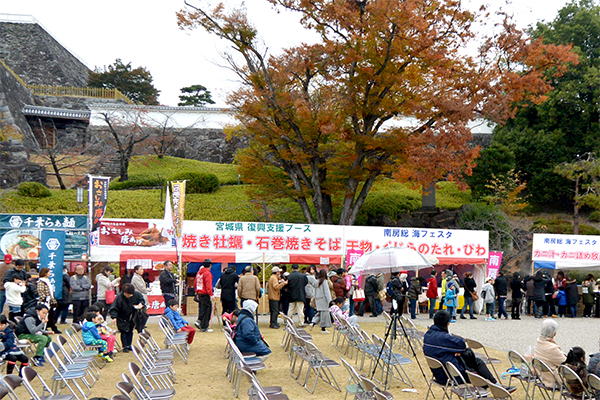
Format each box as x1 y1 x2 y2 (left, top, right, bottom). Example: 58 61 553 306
487 251 503 279
89 176 110 232
533 233 600 269
39 230 65 300
171 181 185 239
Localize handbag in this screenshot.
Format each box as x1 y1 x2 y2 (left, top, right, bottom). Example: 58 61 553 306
105 289 116 304
310 297 316 309
353 288 365 302
471 291 479 301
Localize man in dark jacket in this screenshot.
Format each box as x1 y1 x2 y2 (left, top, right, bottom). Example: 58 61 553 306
424 310 498 385
286 264 308 325
494 272 509 320
219 265 239 314
15 304 51 366
159 260 178 305
460 272 477 320
109 284 145 352
235 300 271 358
3 259 27 286
358 274 379 317
510 272 524 320
543 272 556 317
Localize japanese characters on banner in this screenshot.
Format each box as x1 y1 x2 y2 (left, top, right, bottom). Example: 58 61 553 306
147 295 166 315
171 181 186 240
89 176 110 232
0 214 88 260
487 251 503 278
346 249 365 267
39 230 65 300
343 226 488 263
93 219 489 264
532 233 600 269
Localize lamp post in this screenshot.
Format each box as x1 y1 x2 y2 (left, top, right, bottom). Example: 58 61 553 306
76 186 84 209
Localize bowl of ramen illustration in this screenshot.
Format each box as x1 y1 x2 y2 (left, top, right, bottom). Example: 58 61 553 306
0 230 41 260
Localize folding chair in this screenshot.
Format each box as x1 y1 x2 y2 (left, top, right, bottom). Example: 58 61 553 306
588 374 600 398
43 346 91 400
373 387 393 400
465 338 502 382
424 356 450 400
55 335 100 379
399 316 424 353
69 324 103 352
116 378 136 399
355 330 380 373
131 345 174 390
157 318 188 364
64 329 104 369
445 361 482 400
488 382 514 400
370 334 413 389
139 330 175 360
531 357 561 400
111 395 131 400
7 320 34 360
465 370 492 398
127 363 176 400
507 350 535 400
357 374 394 400
239 365 286 400
558 364 594 400
21 366 76 400
1 374 23 400
48 342 98 386
224 333 265 397
339 356 366 400
330 313 348 351
293 335 341 394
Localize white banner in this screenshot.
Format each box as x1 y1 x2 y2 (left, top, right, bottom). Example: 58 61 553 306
532 233 600 270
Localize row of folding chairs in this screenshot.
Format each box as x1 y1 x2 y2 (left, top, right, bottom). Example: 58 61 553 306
506 350 600 400
340 356 393 400
280 313 312 358
157 316 189 364
115 362 176 400
381 313 424 356
222 321 288 399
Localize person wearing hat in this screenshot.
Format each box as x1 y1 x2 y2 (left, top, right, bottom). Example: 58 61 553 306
267 266 287 329
0 255 14 315
195 259 214 332
235 300 271 359
238 265 261 309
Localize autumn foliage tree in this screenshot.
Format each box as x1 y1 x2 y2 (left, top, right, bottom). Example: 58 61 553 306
178 0 577 225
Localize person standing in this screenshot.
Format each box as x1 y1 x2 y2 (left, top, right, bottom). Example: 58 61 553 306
494 271 509 320
70 264 91 324
4 277 26 323
55 267 70 325
219 265 239 314
109 284 145 353
426 270 438 319
533 270 547 318
581 274 596 318
0 255 14 315
438 270 447 311
358 273 379 317
407 276 422 319
286 264 308 326
96 266 120 319
310 269 332 333
159 260 179 305
267 267 287 329
481 277 496 321
460 271 477 320
238 266 261 308
564 274 579 318
304 265 317 324
131 265 149 305
510 272 524 320
195 259 214 332
544 272 557 317
525 275 535 316
375 273 385 315
37 267 60 333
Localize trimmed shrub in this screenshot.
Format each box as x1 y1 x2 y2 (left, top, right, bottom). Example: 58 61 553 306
355 192 420 225
17 182 51 198
171 172 219 194
531 217 600 235
109 175 164 190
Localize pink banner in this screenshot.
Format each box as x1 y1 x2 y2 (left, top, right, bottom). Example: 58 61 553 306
346 249 364 268
487 251 503 279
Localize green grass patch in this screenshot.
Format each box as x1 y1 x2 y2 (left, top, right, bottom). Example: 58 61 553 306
532 217 600 235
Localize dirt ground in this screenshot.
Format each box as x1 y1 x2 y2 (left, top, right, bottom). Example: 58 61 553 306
7 316 538 400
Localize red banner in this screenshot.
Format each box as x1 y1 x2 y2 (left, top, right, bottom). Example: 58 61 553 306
99 220 171 247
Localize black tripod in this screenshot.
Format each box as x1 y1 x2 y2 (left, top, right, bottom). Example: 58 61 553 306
370 305 429 390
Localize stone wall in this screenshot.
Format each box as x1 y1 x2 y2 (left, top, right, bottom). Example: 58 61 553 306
0 140 46 187
0 22 89 87
0 61 34 137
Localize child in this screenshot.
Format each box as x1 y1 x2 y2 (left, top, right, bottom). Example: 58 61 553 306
557 289 567 317
5 278 27 323
329 297 359 328
563 347 589 396
0 315 28 375
84 305 117 355
444 281 457 323
81 312 113 362
164 300 195 344
481 277 496 321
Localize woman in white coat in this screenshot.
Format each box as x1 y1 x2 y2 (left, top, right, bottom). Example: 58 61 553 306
310 269 332 333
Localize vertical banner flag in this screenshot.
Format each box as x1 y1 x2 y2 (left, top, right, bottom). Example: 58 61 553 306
346 249 365 268
162 186 174 245
487 251 503 279
40 230 66 301
171 181 186 240
88 176 110 231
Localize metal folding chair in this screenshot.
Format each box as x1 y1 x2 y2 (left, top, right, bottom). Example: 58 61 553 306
21 366 76 400
127 363 176 400
465 370 492 398
157 318 188 364
588 374 600 398
1 374 23 400
357 374 394 400
131 345 174 390
111 395 131 400
139 330 175 360
424 355 450 400
507 350 536 400
445 361 483 400
339 356 366 400
531 357 561 400
48 342 98 386
488 382 514 400
55 335 100 379
64 329 104 369
223 333 265 397
558 364 594 400
116 378 136 399
293 335 341 394
370 333 413 389
239 365 285 400
465 338 502 382
43 346 91 400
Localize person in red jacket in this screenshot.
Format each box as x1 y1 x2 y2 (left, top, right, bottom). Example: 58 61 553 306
194 259 214 332
426 270 439 319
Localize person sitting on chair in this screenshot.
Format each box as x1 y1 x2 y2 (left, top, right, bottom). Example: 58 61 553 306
164 300 195 344
15 304 52 367
424 310 498 385
234 300 271 360
0 315 29 375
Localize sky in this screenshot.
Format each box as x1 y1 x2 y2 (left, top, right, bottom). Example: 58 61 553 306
1 0 573 107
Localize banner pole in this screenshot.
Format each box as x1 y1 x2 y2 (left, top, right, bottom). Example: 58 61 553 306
178 239 183 310
262 253 266 315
